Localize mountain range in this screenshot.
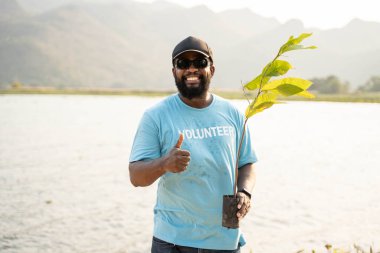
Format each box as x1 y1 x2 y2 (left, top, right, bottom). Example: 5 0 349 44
1 0 380 90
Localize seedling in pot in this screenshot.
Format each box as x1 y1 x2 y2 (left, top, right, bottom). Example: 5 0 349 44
222 33 317 229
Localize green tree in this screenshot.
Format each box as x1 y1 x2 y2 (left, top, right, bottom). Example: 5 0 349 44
357 76 380 92
309 75 350 94
11 80 23 89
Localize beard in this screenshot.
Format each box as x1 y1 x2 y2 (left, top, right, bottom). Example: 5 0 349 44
175 73 211 100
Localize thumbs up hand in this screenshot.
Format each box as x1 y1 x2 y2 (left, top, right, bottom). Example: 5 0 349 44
162 133 191 173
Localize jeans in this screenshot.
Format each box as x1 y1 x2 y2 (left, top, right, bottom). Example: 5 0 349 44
151 237 241 253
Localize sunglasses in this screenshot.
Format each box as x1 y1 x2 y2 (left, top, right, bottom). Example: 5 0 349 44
175 58 210 70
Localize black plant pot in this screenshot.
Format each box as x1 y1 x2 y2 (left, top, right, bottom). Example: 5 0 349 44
222 195 239 229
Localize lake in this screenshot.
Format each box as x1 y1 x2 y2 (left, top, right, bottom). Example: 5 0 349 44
0 95 379 253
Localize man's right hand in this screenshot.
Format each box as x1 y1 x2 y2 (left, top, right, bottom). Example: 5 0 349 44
162 133 191 173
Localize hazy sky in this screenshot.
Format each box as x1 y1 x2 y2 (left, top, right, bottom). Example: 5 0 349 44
134 0 379 29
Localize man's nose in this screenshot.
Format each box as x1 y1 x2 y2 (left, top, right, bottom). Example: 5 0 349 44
187 63 198 71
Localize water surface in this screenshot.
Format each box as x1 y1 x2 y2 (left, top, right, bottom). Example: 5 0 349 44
0 95 379 253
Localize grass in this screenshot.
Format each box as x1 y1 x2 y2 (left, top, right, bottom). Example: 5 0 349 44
247 244 379 253
1 86 380 103
0 86 174 97
296 244 379 253
213 89 380 103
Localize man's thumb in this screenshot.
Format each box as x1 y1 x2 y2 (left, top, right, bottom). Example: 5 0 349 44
175 133 184 149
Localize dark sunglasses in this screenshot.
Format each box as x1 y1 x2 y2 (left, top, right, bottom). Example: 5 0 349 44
175 58 210 70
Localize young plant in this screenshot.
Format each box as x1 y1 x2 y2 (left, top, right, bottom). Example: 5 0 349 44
233 33 317 195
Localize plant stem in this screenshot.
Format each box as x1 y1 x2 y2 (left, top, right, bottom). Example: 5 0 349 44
246 51 282 114
233 50 282 196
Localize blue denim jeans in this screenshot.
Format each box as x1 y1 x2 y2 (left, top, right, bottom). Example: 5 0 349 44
151 237 241 253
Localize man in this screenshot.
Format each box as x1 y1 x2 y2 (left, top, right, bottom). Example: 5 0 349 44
129 36 257 253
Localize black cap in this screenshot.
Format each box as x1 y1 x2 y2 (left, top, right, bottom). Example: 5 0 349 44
172 36 213 62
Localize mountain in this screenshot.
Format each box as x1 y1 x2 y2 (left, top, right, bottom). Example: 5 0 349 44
0 0 26 18
0 3 153 87
1 0 380 90
14 0 74 13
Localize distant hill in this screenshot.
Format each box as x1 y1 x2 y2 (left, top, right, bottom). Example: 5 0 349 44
1 0 380 90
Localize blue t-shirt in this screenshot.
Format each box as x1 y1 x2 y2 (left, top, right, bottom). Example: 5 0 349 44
129 93 257 250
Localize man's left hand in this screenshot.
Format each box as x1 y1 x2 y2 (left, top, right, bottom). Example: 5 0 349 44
236 192 251 220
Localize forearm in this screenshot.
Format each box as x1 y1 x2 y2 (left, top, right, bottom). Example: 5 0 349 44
235 163 255 219
129 158 166 187
129 136 191 187
237 163 256 193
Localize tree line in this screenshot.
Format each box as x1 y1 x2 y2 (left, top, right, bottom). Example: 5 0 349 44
4 75 380 94
309 75 380 94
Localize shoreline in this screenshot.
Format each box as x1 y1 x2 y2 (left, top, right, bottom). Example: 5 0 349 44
1 88 380 103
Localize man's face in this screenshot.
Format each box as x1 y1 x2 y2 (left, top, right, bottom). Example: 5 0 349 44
172 51 215 100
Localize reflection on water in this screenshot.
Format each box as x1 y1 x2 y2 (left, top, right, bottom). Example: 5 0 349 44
1 95 379 253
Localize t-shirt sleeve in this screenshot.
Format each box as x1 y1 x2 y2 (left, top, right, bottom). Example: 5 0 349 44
129 112 161 162
238 122 258 168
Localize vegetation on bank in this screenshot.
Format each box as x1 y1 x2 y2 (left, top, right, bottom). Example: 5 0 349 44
294 244 379 253
309 75 380 94
1 86 380 103
0 86 174 97
251 244 379 253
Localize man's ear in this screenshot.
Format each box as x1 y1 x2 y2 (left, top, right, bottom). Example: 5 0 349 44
172 67 176 77
210 65 215 77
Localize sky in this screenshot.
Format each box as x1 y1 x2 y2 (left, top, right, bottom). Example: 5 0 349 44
133 0 380 29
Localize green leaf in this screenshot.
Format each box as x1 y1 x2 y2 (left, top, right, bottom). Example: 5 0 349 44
279 33 316 55
243 33 316 119
244 74 270 90
296 90 315 98
292 33 312 44
246 101 274 118
262 77 312 91
262 60 292 77
282 44 317 54
275 84 304 96
245 92 277 118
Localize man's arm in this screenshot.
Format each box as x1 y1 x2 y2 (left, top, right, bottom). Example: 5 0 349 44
129 133 190 187
236 163 256 219
237 163 256 193
129 158 166 187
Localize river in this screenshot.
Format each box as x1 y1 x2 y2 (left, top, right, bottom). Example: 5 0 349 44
0 95 379 253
